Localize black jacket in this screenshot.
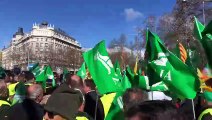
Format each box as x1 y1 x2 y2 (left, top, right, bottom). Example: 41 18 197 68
0 100 11 120
8 98 44 120
84 91 105 120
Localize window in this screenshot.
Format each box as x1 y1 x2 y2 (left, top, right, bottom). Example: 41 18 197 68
45 43 48 48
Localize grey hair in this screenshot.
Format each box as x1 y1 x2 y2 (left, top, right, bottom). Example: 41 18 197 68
28 84 43 101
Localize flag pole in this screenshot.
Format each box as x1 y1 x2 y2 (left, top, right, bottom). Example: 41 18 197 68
151 91 154 100
191 99 196 120
94 95 99 120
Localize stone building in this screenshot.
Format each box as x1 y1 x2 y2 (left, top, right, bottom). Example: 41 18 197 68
2 22 82 71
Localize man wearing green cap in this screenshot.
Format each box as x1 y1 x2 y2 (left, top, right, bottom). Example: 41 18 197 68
198 91 212 120
44 84 83 120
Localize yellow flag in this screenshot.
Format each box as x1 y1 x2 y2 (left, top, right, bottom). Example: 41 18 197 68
100 93 116 117
178 43 187 63
134 56 138 75
197 68 212 92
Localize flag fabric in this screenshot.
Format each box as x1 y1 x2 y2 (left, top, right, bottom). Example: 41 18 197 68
33 65 56 88
121 72 131 91
100 93 116 118
150 81 169 92
77 62 86 79
101 92 125 120
134 56 138 75
30 63 42 77
62 67 69 82
46 66 56 87
176 43 187 63
145 32 163 86
174 43 194 70
133 75 150 90
35 66 48 89
194 17 212 68
146 30 200 99
126 66 134 81
126 66 150 90
83 41 122 95
114 60 122 78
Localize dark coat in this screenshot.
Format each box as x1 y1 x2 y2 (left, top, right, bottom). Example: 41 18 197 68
0 104 11 120
8 98 44 120
84 91 105 120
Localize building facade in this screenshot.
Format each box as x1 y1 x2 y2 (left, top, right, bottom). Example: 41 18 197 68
2 22 82 71
0 50 2 67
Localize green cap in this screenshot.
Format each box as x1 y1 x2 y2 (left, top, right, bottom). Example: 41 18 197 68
204 91 212 102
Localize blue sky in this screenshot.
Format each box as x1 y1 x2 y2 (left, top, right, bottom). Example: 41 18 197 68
0 0 175 49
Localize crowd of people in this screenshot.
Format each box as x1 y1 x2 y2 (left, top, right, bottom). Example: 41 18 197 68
0 70 211 120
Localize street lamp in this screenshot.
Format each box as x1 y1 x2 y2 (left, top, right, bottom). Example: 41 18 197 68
203 0 212 25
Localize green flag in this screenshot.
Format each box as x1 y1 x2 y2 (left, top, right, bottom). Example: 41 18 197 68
126 66 149 90
62 67 69 82
146 30 200 99
114 60 122 78
135 75 150 90
102 92 125 120
174 44 195 71
30 63 42 77
145 31 164 85
35 66 48 88
121 72 131 91
35 65 56 88
126 66 134 81
83 41 122 95
194 17 212 68
77 62 86 79
46 66 56 87
150 81 169 92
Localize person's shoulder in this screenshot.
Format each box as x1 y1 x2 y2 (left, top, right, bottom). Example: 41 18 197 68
76 112 94 120
202 113 212 120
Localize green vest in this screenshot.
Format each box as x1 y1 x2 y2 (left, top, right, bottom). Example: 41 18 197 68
0 100 11 106
198 108 212 120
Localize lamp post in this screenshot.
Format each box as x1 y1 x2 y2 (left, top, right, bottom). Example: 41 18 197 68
27 48 29 70
203 0 212 25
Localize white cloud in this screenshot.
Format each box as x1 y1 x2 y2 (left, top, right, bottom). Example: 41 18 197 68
124 8 143 21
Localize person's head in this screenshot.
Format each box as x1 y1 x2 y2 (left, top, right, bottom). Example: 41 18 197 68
64 73 72 84
24 71 35 83
17 73 26 82
83 79 96 93
123 88 147 110
44 86 82 120
203 91 212 107
0 80 9 100
27 84 43 103
69 75 84 92
125 100 182 120
5 72 15 83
